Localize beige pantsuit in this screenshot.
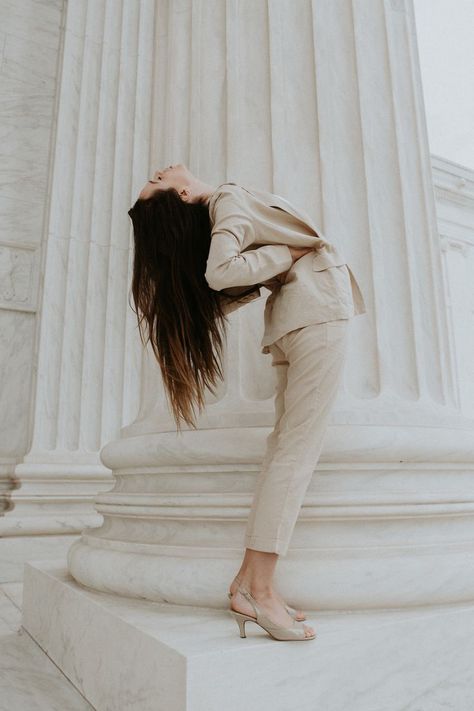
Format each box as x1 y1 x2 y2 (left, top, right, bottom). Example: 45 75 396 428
243 319 349 555
205 182 366 556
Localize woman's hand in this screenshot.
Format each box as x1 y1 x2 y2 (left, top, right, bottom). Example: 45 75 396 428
275 246 314 284
288 246 315 261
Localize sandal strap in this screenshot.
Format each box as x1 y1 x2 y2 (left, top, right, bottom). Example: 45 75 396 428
238 587 260 618
236 587 311 639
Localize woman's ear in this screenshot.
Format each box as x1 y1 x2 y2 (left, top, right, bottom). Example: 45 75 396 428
178 187 192 202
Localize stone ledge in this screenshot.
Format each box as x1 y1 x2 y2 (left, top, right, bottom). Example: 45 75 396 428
21 560 474 711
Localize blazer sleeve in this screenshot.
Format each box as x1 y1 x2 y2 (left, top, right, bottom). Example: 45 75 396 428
204 192 293 290
218 285 262 315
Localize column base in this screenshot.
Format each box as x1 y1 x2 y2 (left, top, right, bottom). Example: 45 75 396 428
2 459 113 537
66 425 474 610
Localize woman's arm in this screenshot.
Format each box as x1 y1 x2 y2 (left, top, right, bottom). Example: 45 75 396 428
205 192 293 290
218 285 262 315
274 246 315 283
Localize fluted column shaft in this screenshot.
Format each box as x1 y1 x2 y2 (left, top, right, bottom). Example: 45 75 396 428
6 0 155 536
68 0 474 610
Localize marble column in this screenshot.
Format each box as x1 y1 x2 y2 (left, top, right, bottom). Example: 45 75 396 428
5 0 154 538
0 0 61 539
68 0 474 610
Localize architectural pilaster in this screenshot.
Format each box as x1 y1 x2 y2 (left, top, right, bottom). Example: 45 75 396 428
5 0 155 537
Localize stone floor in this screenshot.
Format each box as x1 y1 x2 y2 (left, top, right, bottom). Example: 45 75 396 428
0 582 93 710
1 573 474 711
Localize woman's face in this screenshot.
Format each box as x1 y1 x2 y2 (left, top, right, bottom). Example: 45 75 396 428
138 163 192 200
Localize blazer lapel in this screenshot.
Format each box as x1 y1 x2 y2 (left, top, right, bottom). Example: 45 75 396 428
226 182 324 240
268 197 324 240
236 184 349 271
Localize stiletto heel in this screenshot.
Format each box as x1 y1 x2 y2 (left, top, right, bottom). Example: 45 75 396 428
230 610 251 638
229 586 316 642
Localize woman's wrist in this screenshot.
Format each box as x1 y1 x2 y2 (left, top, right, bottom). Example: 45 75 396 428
288 246 314 262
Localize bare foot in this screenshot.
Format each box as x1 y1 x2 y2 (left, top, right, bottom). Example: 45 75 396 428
229 577 307 621
230 587 315 639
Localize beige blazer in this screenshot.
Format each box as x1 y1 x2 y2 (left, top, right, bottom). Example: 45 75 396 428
206 182 367 353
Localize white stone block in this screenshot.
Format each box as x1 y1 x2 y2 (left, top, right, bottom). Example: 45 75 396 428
21 560 474 711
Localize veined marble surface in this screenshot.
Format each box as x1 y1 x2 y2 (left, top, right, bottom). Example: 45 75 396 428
0 0 63 458
0 583 93 710
16 560 474 711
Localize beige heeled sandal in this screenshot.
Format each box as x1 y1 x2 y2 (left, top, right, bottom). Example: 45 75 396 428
229 586 316 641
227 591 306 621
228 578 307 621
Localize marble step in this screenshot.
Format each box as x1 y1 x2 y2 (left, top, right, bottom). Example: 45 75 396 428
0 583 93 710
18 560 474 711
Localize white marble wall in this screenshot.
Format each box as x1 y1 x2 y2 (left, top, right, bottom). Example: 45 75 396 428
432 156 474 418
0 0 64 493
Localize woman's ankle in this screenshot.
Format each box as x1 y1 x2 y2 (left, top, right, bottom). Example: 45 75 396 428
237 574 273 596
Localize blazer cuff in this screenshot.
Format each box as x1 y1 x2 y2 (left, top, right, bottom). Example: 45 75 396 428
275 244 293 270
205 243 294 290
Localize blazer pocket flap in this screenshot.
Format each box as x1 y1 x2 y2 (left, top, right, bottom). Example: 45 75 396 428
312 248 346 271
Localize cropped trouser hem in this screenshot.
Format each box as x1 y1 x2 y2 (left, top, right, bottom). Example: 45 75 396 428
244 534 289 556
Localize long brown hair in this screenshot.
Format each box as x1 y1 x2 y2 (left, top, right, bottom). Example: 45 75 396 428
128 187 234 432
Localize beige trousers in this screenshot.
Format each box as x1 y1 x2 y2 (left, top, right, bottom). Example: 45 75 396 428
243 318 350 556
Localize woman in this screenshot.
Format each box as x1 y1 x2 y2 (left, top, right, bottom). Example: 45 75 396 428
128 163 366 642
